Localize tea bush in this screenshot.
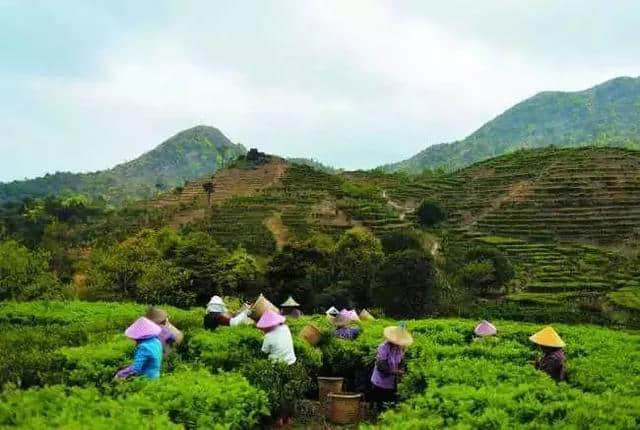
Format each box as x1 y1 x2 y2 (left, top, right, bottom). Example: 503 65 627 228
0 370 268 429
0 385 179 429
2 301 640 428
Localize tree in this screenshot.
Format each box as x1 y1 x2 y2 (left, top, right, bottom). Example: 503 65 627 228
266 238 335 312
374 249 437 318
416 200 446 227
202 182 214 206
136 260 193 307
460 245 514 296
335 227 384 307
379 229 423 254
213 248 263 299
172 232 226 304
0 240 61 300
459 260 496 297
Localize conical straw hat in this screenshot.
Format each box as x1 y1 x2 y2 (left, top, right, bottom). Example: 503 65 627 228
474 320 497 337
256 310 286 329
359 309 375 321
384 326 413 347
347 310 360 321
281 296 300 307
125 317 161 340
326 306 339 317
332 310 353 327
145 307 168 325
529 326 565 348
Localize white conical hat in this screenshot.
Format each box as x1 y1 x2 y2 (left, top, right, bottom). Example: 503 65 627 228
281 296 300 307
325 306 339 316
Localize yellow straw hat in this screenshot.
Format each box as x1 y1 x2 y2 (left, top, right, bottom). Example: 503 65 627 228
529 326 565 348
383 325 413 347
359 309 375 321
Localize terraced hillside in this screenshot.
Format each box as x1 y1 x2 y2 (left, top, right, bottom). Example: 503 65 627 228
153 159 409 253
349 147 640 312
150 147 640 314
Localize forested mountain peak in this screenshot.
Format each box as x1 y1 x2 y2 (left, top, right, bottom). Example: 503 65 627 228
384 75 640 173
0 126 246 205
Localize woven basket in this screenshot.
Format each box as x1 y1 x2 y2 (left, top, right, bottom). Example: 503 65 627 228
251 294 279 319
317 377 343 403
328 392 362 425
300 324 322 346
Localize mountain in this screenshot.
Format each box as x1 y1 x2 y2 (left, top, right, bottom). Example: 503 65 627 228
384 76 640 173
0 126 246 205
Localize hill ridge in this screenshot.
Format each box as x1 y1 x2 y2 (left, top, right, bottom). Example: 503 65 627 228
384 75 640 173
0 125 246 205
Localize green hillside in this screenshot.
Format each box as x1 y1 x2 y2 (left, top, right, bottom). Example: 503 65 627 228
385 76 640 173
355 146 640 317
0 126 246 205
3 146 640 326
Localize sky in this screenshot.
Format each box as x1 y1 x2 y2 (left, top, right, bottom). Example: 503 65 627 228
1 0 640 181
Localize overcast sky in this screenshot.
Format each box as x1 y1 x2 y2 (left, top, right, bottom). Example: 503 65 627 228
2 0 639 181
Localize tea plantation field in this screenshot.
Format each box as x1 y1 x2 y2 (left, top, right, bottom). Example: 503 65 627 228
1 301 639 429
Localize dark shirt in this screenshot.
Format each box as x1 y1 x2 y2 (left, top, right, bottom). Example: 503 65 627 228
536 348 565 381
203 312 231 331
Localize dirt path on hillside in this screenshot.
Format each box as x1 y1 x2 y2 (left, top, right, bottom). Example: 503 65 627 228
264 212 288 250
381 190 413 221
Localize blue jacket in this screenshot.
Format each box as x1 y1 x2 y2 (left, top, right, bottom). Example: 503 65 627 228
132 337 163 379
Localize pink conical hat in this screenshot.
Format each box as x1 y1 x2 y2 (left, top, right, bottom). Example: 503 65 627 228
125 317 162 340
474 320 497 337
347 310 360 321
256 310 286 329
333 309 352 327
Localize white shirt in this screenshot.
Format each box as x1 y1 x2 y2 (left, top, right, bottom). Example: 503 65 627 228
261 324 297 365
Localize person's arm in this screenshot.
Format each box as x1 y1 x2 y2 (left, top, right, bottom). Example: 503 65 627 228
261 335 272 355
216 313 232 326
375 346 392 374
230 309 250 327
376 358 392 374
116 344 147 378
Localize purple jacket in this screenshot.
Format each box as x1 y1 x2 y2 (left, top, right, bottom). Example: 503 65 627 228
371 341 405 390
334 327 361 340
536 348 565 381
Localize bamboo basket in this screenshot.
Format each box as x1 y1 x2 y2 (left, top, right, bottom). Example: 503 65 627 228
317 377 343 403
300 324 322 346
328 392 363 425
251 294 279 319
317 377 343 415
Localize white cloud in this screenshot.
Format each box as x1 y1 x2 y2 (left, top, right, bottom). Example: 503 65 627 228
3 0 640 179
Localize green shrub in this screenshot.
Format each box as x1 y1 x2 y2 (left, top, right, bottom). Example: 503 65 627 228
416 200 446 227
379 230 424 254
121 369 270 429
241 360 309 418
57 337 134 386
0 240 62 301
461 245 515 295
0 385 179 429
0 370 269 429
374 250 437 317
